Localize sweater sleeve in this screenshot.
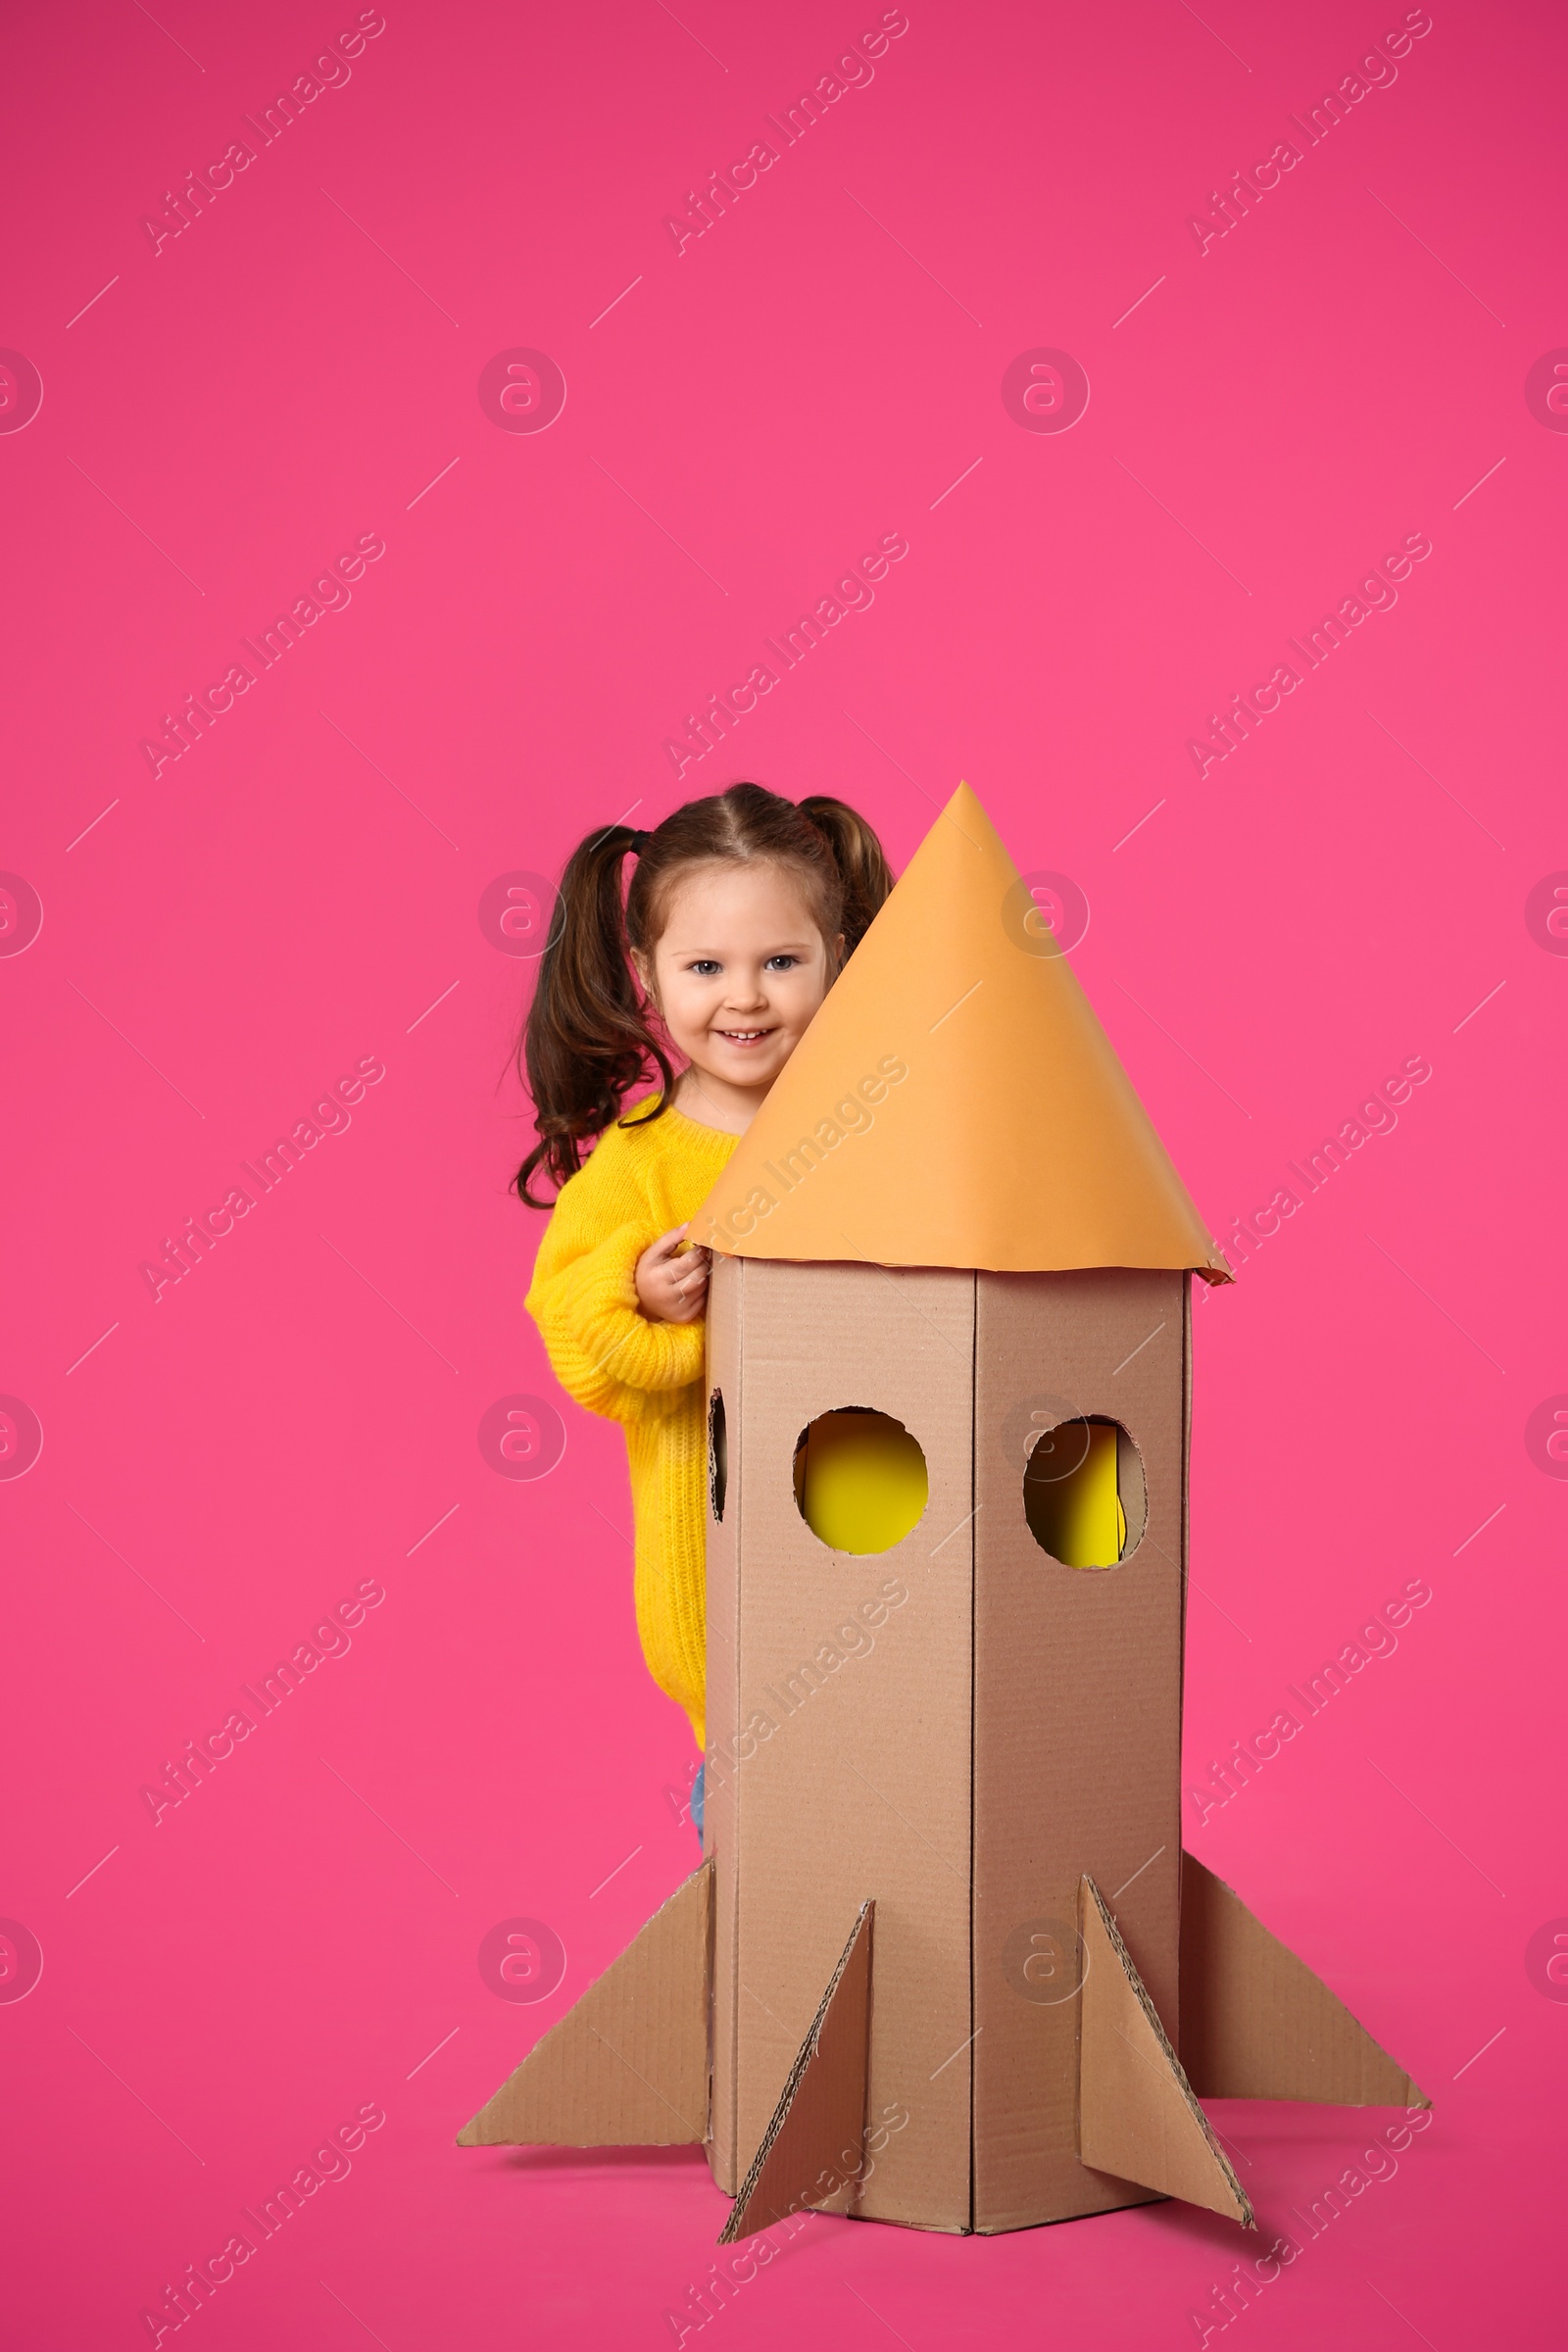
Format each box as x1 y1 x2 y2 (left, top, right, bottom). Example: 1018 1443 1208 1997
525 1151 707 1428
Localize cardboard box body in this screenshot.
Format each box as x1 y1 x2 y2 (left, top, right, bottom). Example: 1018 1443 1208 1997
704 1252 1190 2232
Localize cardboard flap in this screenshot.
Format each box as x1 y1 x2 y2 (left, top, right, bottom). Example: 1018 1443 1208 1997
1180 1852 1427 2106
457 1864 711 2148
719 1902 873 2244
688 783 1230 1281
1078 1877 1252 2228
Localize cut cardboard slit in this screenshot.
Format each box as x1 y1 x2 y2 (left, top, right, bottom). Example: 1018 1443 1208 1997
793 1407 929 1555
1023 1415 1141 1567
709 1389 727 1523
464 784 1425 2239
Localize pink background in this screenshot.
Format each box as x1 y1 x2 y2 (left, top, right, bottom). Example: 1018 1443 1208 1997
2 0 1563 2342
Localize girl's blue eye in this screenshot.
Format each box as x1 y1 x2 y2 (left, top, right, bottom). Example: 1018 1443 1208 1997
690 960 721 976
765 955 799 971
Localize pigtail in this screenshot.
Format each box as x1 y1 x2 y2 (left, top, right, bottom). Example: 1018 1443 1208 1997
799 795 896 956
514 825 672 1205
514 783 894 1205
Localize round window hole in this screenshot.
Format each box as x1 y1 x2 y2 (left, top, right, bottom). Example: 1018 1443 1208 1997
709 1390 727 1523
794 1408 928 1555
1022 1415 1145 1567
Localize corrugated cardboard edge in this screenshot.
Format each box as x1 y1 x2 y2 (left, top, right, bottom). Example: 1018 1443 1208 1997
457 1862 712 2148
717 1262 974 2230
966 1266 978 2238
1078 1877 1253 2229
1180 1853 1428 2107
1180 1270 1193 1702
971 1270 1184 2233
718 1902 873 2244
705 1254 744 2193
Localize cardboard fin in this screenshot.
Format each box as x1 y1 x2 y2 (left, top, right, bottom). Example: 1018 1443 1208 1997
1180 1852 1427 2107
1078 1876 1253 2229
457 1863 711 2148
718 1902 873 2244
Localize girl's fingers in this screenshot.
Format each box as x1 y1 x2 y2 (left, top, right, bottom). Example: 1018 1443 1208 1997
643 1223 711 1317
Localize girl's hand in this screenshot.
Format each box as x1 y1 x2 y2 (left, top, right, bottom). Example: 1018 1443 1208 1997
634 1225 710 1324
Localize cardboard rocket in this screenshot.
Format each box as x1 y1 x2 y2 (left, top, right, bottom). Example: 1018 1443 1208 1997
461 785 1424 2236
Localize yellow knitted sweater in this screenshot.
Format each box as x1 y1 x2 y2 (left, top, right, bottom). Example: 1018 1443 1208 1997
525 1102 736 1747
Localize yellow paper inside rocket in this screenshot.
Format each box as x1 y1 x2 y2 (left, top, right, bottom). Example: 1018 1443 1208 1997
1022 1420 1127 1567
794 1409 930 1554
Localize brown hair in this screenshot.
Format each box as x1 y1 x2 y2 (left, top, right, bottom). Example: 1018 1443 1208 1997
515 782 893 1204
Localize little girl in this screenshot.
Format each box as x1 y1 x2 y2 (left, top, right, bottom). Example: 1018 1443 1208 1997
516 783 893 1838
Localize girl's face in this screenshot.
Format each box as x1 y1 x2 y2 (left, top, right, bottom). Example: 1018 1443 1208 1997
638 859 841 1120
